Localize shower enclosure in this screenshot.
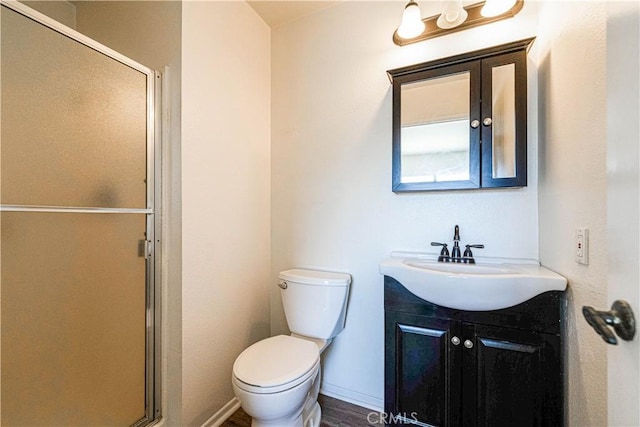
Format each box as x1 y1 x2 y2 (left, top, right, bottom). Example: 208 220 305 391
0 2 160 425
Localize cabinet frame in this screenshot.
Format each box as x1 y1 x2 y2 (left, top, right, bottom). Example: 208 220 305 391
388 38 535 192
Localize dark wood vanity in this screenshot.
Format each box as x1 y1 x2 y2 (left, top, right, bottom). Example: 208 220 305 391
384 276 564 426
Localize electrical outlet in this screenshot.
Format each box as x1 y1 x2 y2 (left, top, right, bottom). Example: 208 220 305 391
576 228 589 265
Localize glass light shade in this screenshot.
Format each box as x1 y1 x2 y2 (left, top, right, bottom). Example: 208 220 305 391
436 0 468 29
397 1 425 39
481 0 517 17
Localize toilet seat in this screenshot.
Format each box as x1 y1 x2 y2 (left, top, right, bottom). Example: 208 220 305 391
233 335 320 394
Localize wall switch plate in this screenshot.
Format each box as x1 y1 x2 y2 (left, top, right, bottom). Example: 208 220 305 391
576 228 589 265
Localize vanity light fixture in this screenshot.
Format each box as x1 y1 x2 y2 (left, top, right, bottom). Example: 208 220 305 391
393 0 524 46
396 0 425 40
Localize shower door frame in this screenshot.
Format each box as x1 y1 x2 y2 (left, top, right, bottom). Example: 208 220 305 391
0 1 162 425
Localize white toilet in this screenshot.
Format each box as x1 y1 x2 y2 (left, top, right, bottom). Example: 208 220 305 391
232 268 351 427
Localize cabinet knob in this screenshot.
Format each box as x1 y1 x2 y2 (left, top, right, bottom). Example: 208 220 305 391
464 339 474 349
451 336 460 345
470 119 480 129
483 117 493 126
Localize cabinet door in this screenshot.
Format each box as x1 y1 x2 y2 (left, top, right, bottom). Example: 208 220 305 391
392 60 481 192
385 311 461 426
461 323 562 427
480 50 527 188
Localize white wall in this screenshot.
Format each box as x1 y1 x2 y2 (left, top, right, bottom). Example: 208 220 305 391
271 1 540 408
181 1 271 425
536 2 608 425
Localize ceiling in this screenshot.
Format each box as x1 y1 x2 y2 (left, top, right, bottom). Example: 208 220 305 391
247 1 342 28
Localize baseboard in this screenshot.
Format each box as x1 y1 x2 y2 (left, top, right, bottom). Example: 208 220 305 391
201 397 241 427
320 381 384 412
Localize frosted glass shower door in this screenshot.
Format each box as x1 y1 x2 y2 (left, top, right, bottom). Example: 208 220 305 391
1 3 158 426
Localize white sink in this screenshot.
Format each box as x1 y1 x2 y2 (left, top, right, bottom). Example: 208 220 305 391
380 253 567 311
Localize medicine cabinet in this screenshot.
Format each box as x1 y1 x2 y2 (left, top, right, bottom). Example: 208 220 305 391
388 38 534 192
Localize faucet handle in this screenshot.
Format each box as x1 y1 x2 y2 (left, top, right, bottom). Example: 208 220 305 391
463 244 484 264
431 242 450 262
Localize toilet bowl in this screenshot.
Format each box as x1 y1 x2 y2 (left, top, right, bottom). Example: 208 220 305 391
231 269 351 427
232 335 322 427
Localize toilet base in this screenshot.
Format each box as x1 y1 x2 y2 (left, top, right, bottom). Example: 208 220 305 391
249 397 321 427
250 412 303 427
243 366 323 427
303 401 321 427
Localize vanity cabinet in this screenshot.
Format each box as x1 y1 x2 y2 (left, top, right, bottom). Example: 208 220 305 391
384 276 564 426
388 38 534 192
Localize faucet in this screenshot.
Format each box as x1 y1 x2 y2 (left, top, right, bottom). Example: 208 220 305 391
451 225 461 262
431 224 484 263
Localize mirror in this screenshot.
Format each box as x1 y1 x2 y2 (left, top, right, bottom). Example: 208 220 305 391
490 63 516 179
388 38 533 192
401 72 471 184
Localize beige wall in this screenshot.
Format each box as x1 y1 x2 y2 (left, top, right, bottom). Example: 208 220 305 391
181 1 271 425
21 0 76 28
537 1 608 425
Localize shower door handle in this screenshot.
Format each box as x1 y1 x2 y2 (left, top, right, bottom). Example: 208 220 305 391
138 240 152 258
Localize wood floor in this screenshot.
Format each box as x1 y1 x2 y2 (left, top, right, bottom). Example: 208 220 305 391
221 394 383 427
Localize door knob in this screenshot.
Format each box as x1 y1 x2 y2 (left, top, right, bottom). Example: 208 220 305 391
464 339 474 349
582 300 636 345
451 336 460 345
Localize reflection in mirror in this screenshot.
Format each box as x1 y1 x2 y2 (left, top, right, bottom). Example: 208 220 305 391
400 72 470 183
491 63 516 179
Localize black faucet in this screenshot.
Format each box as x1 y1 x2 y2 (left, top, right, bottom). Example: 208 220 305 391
451 225 462 262
431 225 484 263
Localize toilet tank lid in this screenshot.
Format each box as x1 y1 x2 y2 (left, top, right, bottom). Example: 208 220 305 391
279 269 351 286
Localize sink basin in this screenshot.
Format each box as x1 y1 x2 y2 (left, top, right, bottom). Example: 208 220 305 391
380 254 567 311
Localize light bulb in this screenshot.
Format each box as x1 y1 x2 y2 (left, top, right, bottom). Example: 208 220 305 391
396 1 425 39
436 0 468 29
481 0 517 17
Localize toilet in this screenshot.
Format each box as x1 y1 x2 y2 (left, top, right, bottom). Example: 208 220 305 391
232 268 351 427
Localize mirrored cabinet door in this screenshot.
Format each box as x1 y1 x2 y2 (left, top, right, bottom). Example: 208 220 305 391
481 51 527 188
394 62 481 191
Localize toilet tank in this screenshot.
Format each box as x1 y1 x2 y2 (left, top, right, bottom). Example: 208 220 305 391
279 269 351 340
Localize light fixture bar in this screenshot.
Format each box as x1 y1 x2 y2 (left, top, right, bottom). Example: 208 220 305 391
393 0 524 46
